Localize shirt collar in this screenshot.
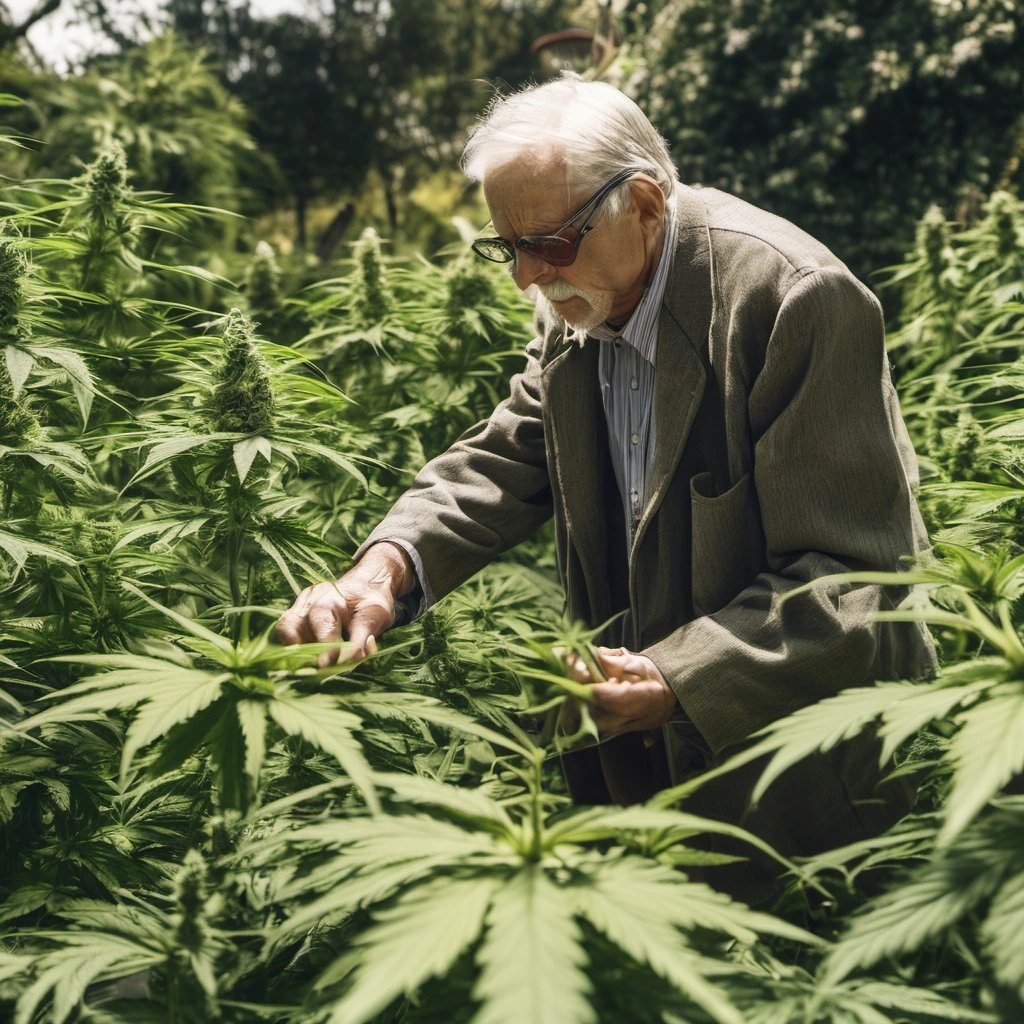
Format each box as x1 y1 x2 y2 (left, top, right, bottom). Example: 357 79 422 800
564 202 678 362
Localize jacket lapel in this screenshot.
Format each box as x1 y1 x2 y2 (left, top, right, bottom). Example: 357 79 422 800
633 186 714 555
542 338 610 616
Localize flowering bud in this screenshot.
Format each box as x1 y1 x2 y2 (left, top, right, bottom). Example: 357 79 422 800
916 205 951 279
0 355 39 446
0 237 27 341
79 139 132 229
245 240 282 312
204 308 276 434
981 191 1019 261
172 850 210 954
444 261 497 323
354 227 391 322
932 410 985 482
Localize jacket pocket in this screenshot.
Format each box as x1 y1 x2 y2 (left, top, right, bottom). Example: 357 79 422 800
690 471 765 616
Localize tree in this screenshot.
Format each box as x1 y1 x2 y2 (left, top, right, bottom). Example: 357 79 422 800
623 0 1024 278
40 32 258 214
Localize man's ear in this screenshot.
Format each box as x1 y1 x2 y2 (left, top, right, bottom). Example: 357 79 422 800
629 176 666 229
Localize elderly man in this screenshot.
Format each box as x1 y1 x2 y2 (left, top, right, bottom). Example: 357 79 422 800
277 75 936 901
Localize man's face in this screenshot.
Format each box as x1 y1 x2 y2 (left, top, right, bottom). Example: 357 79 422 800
482 153 660 330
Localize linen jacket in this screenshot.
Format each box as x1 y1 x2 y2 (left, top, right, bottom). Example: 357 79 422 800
359 184 938 896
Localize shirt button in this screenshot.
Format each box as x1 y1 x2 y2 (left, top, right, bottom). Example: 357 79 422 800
630 377 638 390
630 432 639 445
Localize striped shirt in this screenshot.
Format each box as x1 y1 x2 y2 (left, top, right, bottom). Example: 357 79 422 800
584 204 678 543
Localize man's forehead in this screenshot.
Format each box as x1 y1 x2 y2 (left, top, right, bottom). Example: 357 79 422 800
482 151 580 231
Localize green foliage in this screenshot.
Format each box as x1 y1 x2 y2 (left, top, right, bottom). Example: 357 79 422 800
247 767 816 1024
2 47 1023 1024
39 33 255 214
626 0 1024 276
0 235 27 340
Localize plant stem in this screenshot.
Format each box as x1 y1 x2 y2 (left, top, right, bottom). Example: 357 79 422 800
227 527 244 644
527 747 545 862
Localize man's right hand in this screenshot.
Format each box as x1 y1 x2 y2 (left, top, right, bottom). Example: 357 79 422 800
275 542 415 667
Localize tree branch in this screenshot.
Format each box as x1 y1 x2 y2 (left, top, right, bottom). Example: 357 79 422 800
0 0 62 48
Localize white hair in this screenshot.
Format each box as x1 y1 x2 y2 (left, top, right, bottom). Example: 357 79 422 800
461 72 679 226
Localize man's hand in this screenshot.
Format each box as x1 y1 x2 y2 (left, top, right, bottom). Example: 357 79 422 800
563 646 677 734
275 542 415 667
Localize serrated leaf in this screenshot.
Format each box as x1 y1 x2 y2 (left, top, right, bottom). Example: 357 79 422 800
982 873 1024 994
572 862 744 1024
0 528 77 575
5 346 34 393
374 771 513 831
745 683 921 805
824 857 1001 984
268 693 378 813
15 935 160 1024
940 689 1024 846
209 700 248 810
237 699 268 785
123 431 232 490
325 875 500 1024
20 668 228 733
855 981 996 1021
122 582 233 653
473 865 592 1024
292 439 367 487
120 674 226 781
232 435 272 484
877 677 992 763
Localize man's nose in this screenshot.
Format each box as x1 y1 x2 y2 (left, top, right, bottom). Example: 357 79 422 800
512 249 555 291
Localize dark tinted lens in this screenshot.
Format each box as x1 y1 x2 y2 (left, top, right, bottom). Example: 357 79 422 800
517 231 578 267
471 238 514 263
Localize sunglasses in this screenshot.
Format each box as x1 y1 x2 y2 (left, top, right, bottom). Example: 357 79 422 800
471 166 652 268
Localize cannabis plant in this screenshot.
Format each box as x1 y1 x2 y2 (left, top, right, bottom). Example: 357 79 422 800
248 762 816 1024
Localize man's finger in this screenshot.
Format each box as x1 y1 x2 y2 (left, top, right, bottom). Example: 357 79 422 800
305 603 344 667
276 607 316 646
564 652 593 684
345 599 393 660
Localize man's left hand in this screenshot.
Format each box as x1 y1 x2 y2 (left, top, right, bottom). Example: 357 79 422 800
563 646 677 734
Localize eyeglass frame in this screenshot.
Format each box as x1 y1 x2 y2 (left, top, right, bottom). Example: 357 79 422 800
470 166 655 268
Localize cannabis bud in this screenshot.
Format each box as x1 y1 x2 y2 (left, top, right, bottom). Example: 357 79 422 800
0 237 27 341
932 410 986 482
0 354 39 446
917 205 951 280
245 240 282 312
444 261 497 323
204 308 276 434
79 139 132 228
982 191 1019 261
172 849 211 954
354 227 391 322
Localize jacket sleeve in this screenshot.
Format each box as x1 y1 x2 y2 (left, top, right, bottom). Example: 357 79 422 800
644 267 937 757
354 334 553 602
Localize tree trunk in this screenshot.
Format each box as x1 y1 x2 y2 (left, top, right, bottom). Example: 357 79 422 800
295 193 307 251
315 201 355 263
383 175 398 236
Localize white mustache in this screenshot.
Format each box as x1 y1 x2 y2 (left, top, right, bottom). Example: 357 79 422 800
539 281 595 303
